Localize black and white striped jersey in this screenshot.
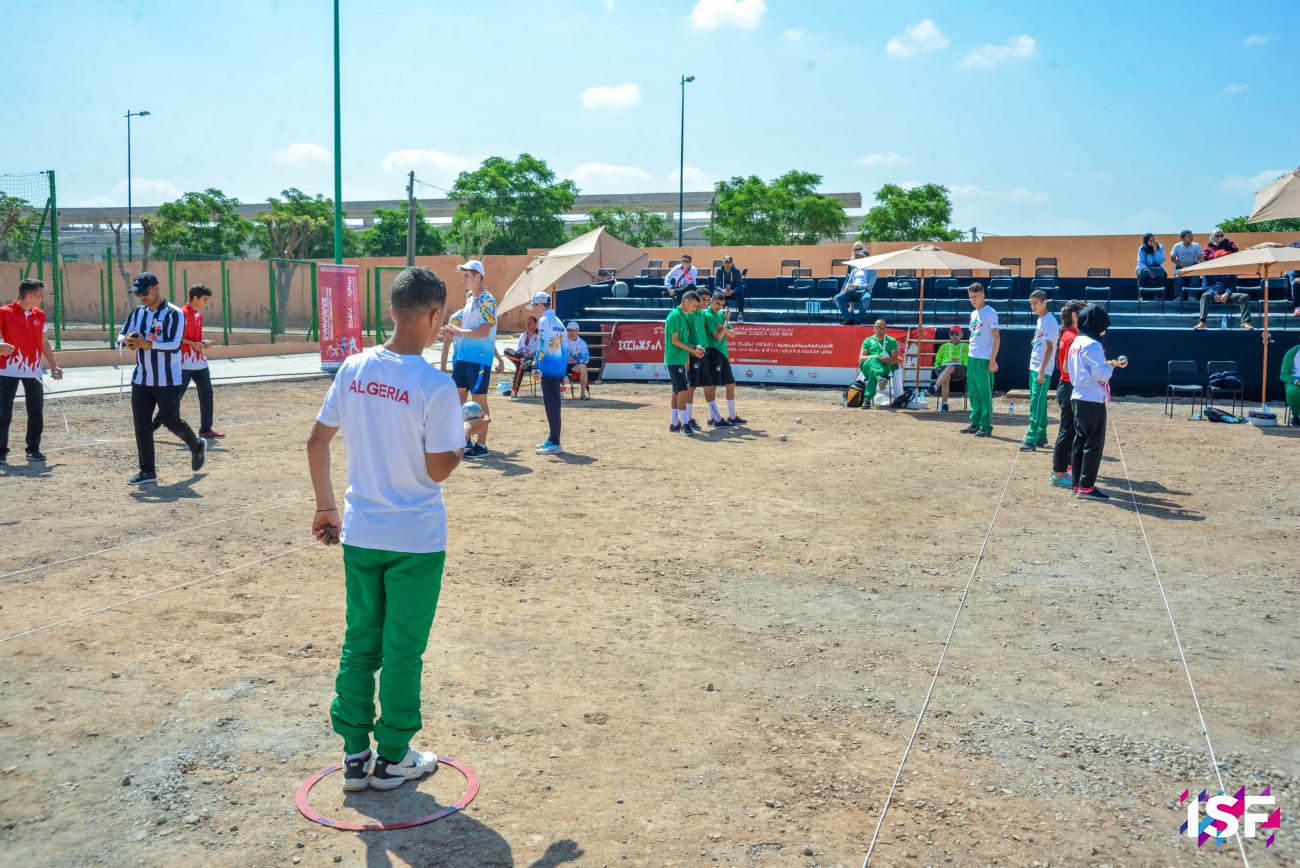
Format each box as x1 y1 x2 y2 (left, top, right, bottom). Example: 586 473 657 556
118 302 186 387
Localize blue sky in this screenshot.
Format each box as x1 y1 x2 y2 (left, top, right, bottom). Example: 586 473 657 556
9 0 1298 235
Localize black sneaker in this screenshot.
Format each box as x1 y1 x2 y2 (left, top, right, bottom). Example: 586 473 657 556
25 449 45 462
687 420 703 432
669 422 682 433
681 424 695 436
342 750 372 792
714 418 733 427
1018 442 1036 452
1076 487 1110 500
727 416 747 425
469 443 489 458
191 439 207 472
129 471 158 486
975 430 992 438
1036 438 1049 449
959 425 980 434
0 453 7 466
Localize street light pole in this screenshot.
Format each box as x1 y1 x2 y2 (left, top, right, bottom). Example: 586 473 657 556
332 0 344 264
124 109 150 262
678 75 694 247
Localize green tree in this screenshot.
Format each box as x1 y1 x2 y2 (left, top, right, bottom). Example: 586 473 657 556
709 170 848 245
1217 215 1300 233
574 206 673 247
448 212 500 258
254 189 359 332
152 188 253 258
858 183 963 243
0 193 37 262
359 202 447 257
448 154 578 255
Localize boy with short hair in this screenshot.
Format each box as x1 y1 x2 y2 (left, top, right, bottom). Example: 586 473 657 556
1020 289 1059 452
306 265 467 792
0 277 62 465
531 293 567 455
960 282 999 437
702 291 744 426
664 290 706 435
153 283 223 439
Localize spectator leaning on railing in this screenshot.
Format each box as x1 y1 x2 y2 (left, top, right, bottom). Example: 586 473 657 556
1136 232 1167 289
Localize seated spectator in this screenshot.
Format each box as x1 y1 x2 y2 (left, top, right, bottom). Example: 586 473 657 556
1194 284 1253 330
503 315 540 396
835 242 877 325
1281 341 1300 428
858 318 903 408
564 321 591 400
663 255 698 297
1169 229 1203 297
1286 266 1300 317
1136 232 1167 291
713 256 745 318
927 324 968 412
1202 228 1239 260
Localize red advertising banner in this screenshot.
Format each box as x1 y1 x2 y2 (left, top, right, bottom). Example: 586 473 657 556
318 264 364 372
603 321 935 387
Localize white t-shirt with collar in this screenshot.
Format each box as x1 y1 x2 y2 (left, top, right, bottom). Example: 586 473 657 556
316 346 466 553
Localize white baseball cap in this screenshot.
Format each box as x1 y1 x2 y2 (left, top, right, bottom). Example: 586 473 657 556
530 292 551 305
566 321 579 330
456 259 486 277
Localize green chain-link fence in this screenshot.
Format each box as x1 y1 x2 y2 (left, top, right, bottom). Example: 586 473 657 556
0 171 64 347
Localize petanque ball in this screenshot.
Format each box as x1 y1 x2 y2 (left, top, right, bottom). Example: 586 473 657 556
462 401 484 421
779 433 788 441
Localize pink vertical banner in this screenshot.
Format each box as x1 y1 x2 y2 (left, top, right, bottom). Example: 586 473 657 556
318 263 363 373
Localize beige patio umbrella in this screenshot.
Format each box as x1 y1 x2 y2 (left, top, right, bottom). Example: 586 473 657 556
845 244 1010 395
498 227 648 315
1178 242 1300 406
1247 168 1300 224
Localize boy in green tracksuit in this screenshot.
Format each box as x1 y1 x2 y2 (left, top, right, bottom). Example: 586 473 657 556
961 282 1000 437
1281 342 1300 427
307 266 467 793
1021 289 1059 452
858 318 900 408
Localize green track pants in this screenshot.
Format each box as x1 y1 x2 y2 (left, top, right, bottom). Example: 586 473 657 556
967 357 994 433
330 544 445 761
1025 375 1051 444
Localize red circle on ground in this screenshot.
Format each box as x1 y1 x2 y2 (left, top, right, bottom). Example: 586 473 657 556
295 756 480 832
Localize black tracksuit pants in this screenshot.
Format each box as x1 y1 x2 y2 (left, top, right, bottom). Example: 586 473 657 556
1052 381 1074 474
133 383 199 474
0 376 43 456
1070 399 1107 490
541 375 562 444
154 368 214 432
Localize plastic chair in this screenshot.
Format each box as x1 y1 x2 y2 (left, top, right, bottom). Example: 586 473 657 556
999 257 1022 277
791 267 813 279
950 269 973 280
779 258 801 276
1084 285 1111 304
1030 276 1058 300
1166 360 1203 418
1138 273 1169 311
647 259 663 269
890 278 919 316
830 257 851 276
712 259 723 271
1205 360 1243 417
1086 267 1111 279
1034 266 1058 279
933 277 959 314
1035 257 1058 269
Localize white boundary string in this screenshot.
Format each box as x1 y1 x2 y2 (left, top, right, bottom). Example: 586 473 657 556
1111 421 1249 866
0 463 556 644
0 494 309 581
861 446 1021 867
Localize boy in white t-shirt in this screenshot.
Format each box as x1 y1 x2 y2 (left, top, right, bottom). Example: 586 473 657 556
960 282 1000 437
306 266 467 793
1021 288 1059 452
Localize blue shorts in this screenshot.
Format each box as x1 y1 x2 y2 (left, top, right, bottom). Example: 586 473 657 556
452 360 491 395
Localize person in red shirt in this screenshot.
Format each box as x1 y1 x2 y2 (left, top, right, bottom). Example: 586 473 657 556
152 284 223 439
0 278 63 465
1050 300 1084 489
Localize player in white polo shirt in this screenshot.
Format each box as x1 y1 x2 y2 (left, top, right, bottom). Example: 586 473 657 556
306 266 468 793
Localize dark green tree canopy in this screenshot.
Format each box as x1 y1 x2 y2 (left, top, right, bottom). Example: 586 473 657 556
152 188 253 258
449 154 578 255
0 193 37 262
709 170 847 246
575 206 673 247
360 202 446 257
1217 215 1300 233
859 183 963 243
255 188 359 260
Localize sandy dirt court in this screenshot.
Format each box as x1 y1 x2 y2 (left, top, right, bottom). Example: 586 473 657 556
0 376 1296 867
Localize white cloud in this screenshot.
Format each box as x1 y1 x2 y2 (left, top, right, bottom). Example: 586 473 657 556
669 166 715 189
569 162 654 191
783 29 806 42
949 184 1048 205
688 0 765 31
1220 83 1248 96
380 148 473 176
1217 168 1286 194
1243 33 1271 47
857 152 909 167
112 177 182 202
580 82 642 110
271 142 330 167
886 19 948 58
960 35 1037 68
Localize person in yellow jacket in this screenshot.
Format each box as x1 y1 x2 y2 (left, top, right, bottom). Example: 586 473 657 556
928 324 968 413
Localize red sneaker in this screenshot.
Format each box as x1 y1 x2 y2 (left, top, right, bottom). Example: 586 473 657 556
200 429 225 439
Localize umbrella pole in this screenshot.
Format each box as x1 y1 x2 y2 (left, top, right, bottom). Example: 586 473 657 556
914 270 926 395
1261 265 1270 407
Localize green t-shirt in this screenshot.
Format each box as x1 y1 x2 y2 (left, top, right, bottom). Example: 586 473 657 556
934 340 969 368
687 308 708 349
702 307 729 355
664 307 691 366
861 335 899 371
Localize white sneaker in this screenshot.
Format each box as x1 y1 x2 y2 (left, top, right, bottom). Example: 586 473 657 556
537 441 563 455
369 747 439 791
